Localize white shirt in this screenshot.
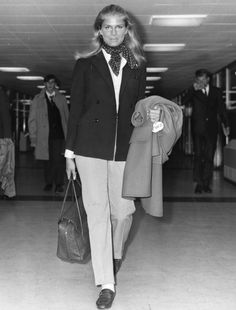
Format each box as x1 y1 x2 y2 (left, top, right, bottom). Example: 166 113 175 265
102 48 127 112
65 49 127 159
46 90 55 99
202 84 209 96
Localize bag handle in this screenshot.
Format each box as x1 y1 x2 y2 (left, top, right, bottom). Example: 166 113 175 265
59 178 86 240
59 178 71 219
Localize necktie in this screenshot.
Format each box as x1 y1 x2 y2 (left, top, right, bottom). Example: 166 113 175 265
49 95 55 106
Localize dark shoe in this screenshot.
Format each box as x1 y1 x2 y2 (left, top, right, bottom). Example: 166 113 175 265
43 184 53 191
55 185 64 193
194 184 202 194
113 259 122 274
2 195 16 200
96 289 115 309
203 185 212 193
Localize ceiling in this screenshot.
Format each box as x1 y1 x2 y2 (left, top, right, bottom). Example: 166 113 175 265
1 0 236 99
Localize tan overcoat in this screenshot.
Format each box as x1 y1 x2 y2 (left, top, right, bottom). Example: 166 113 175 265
28 89 69 160
122 95 183 217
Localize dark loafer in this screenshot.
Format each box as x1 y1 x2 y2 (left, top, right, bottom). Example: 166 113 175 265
96 289 115 309
203 185 212 193
194 184 202 194
43 184 53 191
113 259 122 274
55 185 64 193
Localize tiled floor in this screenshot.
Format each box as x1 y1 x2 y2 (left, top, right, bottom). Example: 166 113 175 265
0 151 236 310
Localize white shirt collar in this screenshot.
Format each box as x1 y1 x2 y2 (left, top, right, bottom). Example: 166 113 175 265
102 48 111 62
46 90 55 98
201 84 209 95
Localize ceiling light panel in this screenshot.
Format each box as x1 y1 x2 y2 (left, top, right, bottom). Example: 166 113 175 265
146 77 161 81
143 44 186 52
147 67 168 73
150 15 208 27
0 67 30 72
17 76 44 81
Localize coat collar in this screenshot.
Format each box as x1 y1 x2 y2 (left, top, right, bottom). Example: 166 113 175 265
195 89 208 102
194 84 213 101
39 88 60 99
120 63 133 98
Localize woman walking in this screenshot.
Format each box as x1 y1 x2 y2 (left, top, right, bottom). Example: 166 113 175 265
65 4 147 308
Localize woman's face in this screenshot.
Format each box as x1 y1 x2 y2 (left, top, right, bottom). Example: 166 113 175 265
100 14 128 47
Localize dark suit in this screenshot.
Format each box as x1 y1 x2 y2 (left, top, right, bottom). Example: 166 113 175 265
66 51 146 160
0 88 11 139
183 85 229 186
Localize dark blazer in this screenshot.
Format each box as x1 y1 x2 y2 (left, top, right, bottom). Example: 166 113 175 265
183 85 229 138
66 51 146 161
0 88 11 139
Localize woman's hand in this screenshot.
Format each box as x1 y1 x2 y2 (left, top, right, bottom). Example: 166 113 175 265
147 106 161 123
66 158 76 180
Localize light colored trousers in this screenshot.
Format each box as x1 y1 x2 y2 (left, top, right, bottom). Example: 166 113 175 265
75 156 135 286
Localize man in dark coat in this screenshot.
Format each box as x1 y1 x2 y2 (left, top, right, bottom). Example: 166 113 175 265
183 69 230 194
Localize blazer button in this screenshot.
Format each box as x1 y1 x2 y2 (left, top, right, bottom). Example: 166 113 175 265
94 118 99 123
96 100 100 104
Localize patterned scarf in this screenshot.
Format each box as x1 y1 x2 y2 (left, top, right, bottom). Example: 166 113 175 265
102 41 138 76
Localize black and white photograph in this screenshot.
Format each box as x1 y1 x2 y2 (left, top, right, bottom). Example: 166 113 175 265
0 1 236 309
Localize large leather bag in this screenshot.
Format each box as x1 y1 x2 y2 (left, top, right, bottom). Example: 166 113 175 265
57 179 90 263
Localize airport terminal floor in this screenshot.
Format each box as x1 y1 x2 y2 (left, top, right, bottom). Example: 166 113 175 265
0 150 236 310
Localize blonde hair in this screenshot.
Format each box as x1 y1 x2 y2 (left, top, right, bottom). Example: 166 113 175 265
75 4 146 66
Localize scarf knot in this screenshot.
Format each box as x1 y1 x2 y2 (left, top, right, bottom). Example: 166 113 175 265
102 42 138 76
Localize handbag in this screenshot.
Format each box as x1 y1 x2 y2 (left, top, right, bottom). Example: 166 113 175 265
56 178 90 263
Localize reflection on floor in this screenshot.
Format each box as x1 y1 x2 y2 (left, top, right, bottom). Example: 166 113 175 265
0 151 236 310
13 151 236 201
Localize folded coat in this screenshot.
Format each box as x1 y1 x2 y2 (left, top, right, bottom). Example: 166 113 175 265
0 138 16 197
122 95 183 217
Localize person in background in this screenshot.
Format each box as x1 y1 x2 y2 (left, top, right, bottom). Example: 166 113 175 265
0 85 16 198
0 85 12 140
28 74 69 194
65 4 161 309
183 69 230 194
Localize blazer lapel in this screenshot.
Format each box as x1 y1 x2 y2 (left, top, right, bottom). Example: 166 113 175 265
120 64 133 98
207 86 212 98
195 90 208 102
91 51 114 90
